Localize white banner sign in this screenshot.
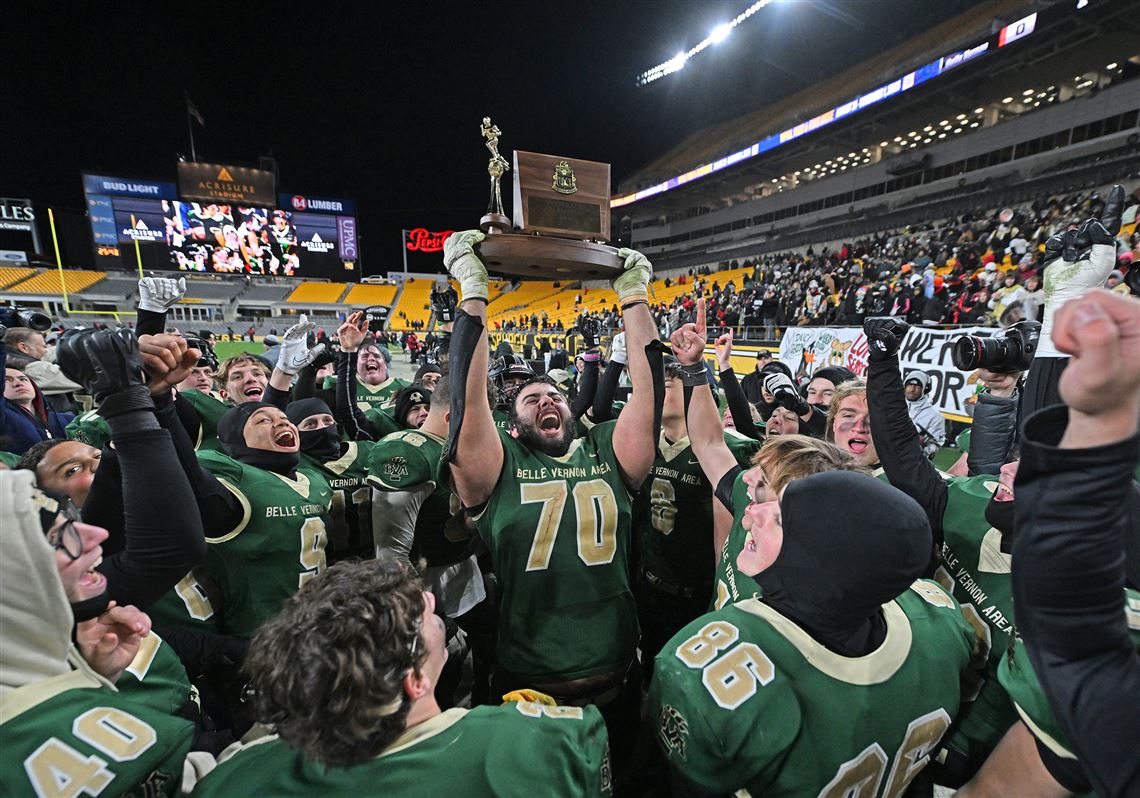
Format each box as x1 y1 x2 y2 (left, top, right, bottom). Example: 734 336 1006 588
778 325 994 420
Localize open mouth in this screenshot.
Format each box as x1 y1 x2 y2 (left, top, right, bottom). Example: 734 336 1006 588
244 385 263 399
994 482 1015 502
847 437 869 454
365 363 380 373
274 429 297 448
79 555 104 588
538 411 561 432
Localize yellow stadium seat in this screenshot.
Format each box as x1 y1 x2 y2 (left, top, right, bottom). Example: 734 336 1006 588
343 284 399 306
0 267 38 289
7 270 107 295
285 282 347 304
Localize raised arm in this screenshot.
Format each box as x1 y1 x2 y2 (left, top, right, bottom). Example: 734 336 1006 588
569 316 601 420
610 249 661 489
863 317 949 545
589 333 625 423
264 314 325 409
443 231 503 507
1012 289 1140 798
677 301 739 490
333 312 375 441
715 330 762 442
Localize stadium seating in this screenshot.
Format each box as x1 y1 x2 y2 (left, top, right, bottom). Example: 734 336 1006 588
5 270 106 295
239 282 294 302
285 282 348 304
0 267 37 289
343 283 398 307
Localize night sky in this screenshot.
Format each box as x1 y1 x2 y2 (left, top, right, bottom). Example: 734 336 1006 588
8 1 982 275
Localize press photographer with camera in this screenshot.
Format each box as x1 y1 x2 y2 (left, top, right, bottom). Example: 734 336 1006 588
1 304 81 411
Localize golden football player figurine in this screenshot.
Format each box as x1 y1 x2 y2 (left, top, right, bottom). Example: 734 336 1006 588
481 117 509 219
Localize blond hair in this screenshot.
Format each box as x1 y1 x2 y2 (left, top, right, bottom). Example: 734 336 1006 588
217 353 270 388
752 434 867 495
825 377 867 442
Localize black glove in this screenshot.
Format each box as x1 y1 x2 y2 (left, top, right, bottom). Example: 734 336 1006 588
56 328 147 406
309 345 337 371
763 372 809 416
864 316 909 360
574 315 601 349
1043 228 1077 264
430 285 459 324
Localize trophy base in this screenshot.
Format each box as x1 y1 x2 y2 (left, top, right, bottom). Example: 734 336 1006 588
475 233 623 279
480 213 512 234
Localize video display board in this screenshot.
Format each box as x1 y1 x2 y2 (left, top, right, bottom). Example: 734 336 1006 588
83 172 358 278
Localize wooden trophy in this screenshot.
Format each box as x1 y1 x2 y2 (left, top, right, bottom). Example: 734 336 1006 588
475 117 622 278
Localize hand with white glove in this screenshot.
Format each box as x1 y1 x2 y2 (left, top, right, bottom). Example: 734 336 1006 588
137 276 187 313
443 230 489 302
609 331 628 365
277 314 326 375
613 248 653 305
763 372 809 417
1038 184 1124 357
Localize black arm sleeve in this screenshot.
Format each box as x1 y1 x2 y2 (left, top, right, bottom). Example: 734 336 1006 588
95 427 208 609
800 405 828 439
79 449 126 557
569 357 599 420
261 381 291 411
1012 405 1140 798
291 364 317 401
718 368 762 441
155 398 246 537
335 351 374 441
590 360 624 423
151 624 248 680
966 391 1018 476
134 309 167 337
714 465 743 512
866 355 949 547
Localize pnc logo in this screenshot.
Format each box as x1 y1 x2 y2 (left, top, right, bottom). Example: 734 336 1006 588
292 195 307 211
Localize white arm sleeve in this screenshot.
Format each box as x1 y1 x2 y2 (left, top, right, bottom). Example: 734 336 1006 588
372 485 430 565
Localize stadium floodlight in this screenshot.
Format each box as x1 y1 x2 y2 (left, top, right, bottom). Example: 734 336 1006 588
1002 97 1014 103
636 0 774 86
1107 62 1118 70
974 107 985 113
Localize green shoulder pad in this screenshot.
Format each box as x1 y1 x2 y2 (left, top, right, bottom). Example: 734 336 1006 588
66 410 112 449
365 406 402 438
196 449 246 483
366 431 436 491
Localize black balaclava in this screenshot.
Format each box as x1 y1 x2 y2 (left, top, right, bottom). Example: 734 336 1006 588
218 402 300 475
811 365 856 388
756 471 932 657
393 385 432 430
286 398 342 463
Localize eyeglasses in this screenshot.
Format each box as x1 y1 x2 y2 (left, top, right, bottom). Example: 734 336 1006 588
46 498 83 561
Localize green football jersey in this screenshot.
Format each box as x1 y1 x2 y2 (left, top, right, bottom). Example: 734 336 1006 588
363 406 402 439
145 567 221 635
302 441 373 558
997 589 1140 770
367 429 472 567
355 376 408 412
197 451 333 636
474 422 636 682
493 408 512 433
0 671 194 798
194 702 611 797
929 474 1019 762
650 581 975 796
637 430 759 594
711 469 762 611
66 409 112 450
114 633 194 719
0 450 21 468
176 389 229 452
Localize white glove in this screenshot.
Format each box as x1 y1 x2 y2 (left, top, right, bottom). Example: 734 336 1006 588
138 277 186 313
613 248 653 304
277 314 325 375
443 230 489 301
609 331 627 365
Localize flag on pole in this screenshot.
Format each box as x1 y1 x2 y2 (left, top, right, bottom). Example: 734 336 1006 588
186 96 205 126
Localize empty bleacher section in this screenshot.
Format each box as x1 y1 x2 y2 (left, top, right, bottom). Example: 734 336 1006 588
239 282 294 302
0 268 36 289
181 280 245 303
285 282 348 304
343 283 398 307
6 270 106 295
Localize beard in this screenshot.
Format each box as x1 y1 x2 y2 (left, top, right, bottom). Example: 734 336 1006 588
514 418 576 457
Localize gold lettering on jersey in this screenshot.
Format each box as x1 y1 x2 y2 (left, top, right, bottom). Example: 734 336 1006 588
516 462 613 481
265 504 326 518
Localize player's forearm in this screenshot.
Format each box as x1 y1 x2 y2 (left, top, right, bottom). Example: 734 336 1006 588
687 382 737 487
612 302 658 485
449 302 501 504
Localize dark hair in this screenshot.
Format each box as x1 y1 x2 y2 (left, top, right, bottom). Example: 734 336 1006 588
16 438 70 473
243 557 427 766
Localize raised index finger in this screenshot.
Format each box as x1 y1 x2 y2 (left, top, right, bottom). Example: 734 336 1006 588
696 298 706 335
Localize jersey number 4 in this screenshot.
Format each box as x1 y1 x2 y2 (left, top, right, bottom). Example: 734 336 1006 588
24 708 157 798
521 479 618 571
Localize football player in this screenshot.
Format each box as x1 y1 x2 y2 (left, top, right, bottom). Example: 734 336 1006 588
0 471 198 797
192 557 612 796
443 231 660 774
649 469 978 795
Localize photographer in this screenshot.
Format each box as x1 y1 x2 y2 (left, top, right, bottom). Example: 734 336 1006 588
903 370 947 460
1 308 81 410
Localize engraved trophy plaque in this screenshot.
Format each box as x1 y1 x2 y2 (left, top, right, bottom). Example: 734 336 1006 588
474 118 622 278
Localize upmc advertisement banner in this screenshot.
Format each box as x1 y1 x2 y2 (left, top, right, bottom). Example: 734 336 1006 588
778 325 995 421
178 162 275 205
